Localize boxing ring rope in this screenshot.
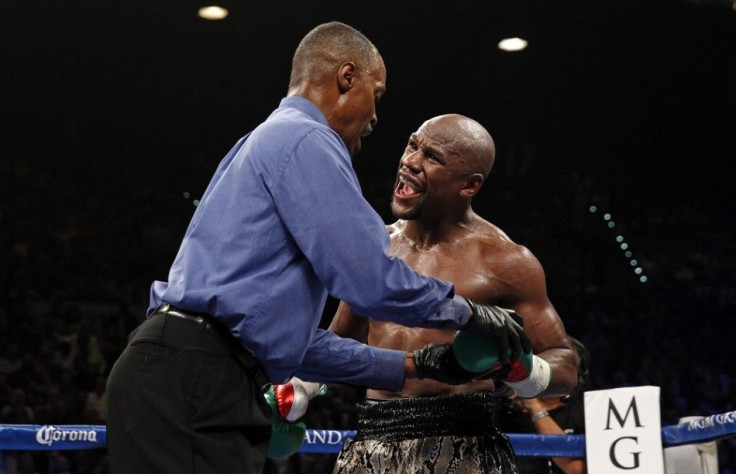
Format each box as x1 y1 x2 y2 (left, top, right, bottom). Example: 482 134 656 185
1 410 735 456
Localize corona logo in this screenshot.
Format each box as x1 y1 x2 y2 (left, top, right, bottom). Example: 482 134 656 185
36 425 98 446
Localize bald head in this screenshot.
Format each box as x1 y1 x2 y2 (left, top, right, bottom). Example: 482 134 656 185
418 114 496 179
289 22 380 91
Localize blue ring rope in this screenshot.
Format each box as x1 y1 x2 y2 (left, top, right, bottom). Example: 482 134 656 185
1 410 734 456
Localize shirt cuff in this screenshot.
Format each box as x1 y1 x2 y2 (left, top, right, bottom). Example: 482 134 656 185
370 348 408 392
452 294 472 326
420 295 472 329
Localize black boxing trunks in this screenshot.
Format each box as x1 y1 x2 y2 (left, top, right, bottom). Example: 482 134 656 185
332 392 519 474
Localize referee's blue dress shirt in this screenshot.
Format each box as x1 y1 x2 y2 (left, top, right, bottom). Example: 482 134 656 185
149 96 470 391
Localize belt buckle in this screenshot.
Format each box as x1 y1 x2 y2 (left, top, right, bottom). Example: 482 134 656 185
158 304 206 328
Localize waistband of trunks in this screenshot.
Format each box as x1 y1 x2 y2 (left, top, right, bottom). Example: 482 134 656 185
355 392 500 442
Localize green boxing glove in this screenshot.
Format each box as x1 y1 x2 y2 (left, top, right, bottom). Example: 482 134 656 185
453 330 552 398
264 386 307 458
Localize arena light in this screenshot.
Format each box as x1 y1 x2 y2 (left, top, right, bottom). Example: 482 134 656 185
198 6 229 20
498 37 528 52
592 203 650 283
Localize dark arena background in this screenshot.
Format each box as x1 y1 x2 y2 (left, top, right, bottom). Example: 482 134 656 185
2 0 735 472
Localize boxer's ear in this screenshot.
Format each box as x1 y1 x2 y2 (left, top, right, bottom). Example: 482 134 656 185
459 174 484 198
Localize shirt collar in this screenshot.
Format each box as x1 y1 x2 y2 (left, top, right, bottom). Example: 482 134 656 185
278 96 330 128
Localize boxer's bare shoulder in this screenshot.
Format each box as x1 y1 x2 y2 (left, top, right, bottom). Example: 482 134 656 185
387 216 541 303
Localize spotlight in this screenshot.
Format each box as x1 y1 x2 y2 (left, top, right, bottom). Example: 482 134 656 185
498 37 528 52
198 6 229 20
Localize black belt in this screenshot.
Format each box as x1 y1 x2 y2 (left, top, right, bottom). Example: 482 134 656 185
152 304 269 389
155 303 224 338
356 392 500 441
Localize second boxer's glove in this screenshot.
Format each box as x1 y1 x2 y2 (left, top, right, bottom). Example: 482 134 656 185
461 299 532 363
413 343 479 385
273 377 328 422
264 386 307 459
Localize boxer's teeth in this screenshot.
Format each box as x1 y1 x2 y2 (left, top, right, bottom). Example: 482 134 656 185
397 177 420 197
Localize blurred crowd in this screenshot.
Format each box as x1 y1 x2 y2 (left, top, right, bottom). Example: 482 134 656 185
1 152 734 473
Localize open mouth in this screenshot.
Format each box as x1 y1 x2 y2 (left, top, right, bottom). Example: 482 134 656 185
394 175 423 198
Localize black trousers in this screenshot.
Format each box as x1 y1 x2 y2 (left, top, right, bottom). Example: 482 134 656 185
106 312 272 473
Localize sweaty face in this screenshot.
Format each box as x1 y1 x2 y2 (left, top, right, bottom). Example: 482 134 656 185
391 120 469 220
335 57 386 157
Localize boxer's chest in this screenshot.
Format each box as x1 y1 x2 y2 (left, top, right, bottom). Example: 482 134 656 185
390 241 507 304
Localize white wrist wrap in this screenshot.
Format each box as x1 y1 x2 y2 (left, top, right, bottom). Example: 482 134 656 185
505 355 552 399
